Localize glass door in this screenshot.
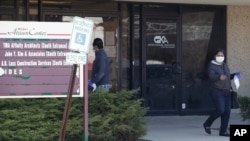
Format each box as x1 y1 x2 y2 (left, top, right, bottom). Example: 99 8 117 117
132 4 226 115
181 11 216 111
142 17 180 113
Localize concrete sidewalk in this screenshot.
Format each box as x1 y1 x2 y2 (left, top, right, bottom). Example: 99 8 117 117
141 109 250 141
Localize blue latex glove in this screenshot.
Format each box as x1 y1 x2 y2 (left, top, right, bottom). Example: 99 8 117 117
88 81 96 92
235 72 241 79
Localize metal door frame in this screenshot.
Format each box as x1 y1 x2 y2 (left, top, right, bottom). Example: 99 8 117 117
141 13 182 115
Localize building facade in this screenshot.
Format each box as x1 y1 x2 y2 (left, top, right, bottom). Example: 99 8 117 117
0 0 250 115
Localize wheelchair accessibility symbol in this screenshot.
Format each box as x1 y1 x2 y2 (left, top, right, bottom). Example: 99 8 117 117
75 32 86 45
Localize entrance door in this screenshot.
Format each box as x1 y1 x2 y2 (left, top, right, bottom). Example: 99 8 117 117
133 4 226 115
142 17 180 114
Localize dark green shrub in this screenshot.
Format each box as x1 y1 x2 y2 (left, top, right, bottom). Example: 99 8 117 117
238 96 250 121
0 89 147 141
88 89 147 141
0 98 66 141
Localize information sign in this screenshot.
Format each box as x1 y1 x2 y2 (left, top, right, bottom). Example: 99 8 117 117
68 17 94 53
66 52 87 65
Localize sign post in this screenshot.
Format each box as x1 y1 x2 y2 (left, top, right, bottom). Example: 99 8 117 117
58 64 78 141
83 64 88 141
59 16 94 141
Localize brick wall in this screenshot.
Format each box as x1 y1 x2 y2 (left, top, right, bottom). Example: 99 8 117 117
227 6 250 96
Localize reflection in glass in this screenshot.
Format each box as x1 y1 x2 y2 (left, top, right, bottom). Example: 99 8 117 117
146 20 177 64
145 19 178 111
182 12 214 109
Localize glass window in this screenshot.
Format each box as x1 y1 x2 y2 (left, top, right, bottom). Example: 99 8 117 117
85 16 119 92
120 3 129 90
0 0 16 21
131 5 141 90
182 11 214 109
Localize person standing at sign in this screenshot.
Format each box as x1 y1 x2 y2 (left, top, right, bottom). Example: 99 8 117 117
88 38 110 92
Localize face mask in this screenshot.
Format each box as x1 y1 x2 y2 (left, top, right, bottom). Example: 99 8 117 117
215 56 224 63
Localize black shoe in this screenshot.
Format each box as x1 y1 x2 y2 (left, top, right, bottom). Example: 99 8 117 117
219 132 230 137
203 124 211 134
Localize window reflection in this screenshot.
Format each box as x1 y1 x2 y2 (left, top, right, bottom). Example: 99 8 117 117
146 20 177 64
182 12 214 109
61 15 119 92
182 12 214 78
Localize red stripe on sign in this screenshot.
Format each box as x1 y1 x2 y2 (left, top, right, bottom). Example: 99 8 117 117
0 33 6 35
47 34 71 36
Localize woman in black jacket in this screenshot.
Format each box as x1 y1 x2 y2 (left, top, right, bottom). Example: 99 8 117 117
203 48 236 137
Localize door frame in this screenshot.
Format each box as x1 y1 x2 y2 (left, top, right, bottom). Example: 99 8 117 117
141 14 182 115
130 3 226 116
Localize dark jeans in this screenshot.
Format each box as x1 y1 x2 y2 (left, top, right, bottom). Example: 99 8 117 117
204 88 231 134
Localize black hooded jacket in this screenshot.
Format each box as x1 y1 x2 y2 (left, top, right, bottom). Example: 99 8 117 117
207 60 231 91
91 48 109 86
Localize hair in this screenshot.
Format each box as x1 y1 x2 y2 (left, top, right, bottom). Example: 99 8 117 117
93 38 103 49
213 48 225 56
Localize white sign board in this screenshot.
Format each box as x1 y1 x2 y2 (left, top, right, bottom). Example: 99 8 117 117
66 52 87 65
0 21 72 39
69 16 94 53
0 21 85 98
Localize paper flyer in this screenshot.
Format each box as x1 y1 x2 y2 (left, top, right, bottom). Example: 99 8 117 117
233 75 240 90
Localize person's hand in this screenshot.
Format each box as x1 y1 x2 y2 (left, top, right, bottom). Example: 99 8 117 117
235 72 241 79
220 74 227 80
88 82 97 92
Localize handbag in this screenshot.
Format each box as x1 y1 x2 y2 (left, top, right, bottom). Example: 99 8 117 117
231 89 240 109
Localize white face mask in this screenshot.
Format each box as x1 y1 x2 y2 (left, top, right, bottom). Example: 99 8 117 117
215 56 224 63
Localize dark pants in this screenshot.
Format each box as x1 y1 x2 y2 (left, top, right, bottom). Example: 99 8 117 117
204 88 231 134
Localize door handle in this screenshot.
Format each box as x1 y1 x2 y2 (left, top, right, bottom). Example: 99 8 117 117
172 62 181 74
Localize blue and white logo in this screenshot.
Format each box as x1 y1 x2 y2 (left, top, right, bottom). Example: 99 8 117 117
75 32 86 45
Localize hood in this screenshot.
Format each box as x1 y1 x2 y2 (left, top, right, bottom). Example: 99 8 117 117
211 60 223 65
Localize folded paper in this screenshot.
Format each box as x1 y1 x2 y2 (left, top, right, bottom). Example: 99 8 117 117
233 75 240 90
